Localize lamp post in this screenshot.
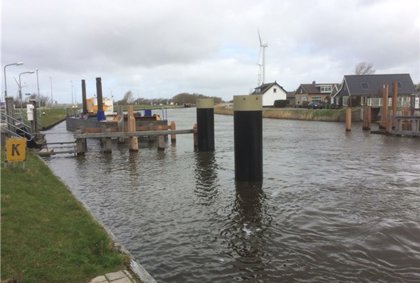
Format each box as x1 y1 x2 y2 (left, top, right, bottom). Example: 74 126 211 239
36 68 40 97
3 62 23 101
18 71 35 118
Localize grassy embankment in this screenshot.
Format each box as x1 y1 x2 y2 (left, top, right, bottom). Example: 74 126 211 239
214 105 359 122
1 145 128 281
113 104 183 112
16 107 67 130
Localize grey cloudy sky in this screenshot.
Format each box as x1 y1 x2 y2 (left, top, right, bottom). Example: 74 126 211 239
2 0 419 103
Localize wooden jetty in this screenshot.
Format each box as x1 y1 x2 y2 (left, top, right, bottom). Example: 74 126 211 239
369 82 419 137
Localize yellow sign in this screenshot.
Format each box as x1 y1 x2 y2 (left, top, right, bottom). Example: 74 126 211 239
5 137 27 162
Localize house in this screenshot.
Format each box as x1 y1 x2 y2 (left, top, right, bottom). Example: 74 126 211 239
286 91 296 106
332 74 415 107
252 81 288 107
294 82 339 107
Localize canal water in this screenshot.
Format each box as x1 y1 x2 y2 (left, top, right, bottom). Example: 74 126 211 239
44 108 420 282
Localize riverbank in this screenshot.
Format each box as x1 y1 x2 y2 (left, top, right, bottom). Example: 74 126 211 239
214 105 362 121
1 149 130 282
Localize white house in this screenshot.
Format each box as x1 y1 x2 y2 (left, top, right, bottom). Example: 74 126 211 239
251 81 288 107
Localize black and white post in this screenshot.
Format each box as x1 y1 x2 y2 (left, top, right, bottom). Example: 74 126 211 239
234 95 263 183
196 98 215 151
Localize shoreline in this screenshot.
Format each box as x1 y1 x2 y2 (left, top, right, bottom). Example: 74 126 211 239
214 105 362 122
36 155 156 283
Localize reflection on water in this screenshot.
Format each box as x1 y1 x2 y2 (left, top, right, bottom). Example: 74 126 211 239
221 183 272 282
194 152 219 205
43 109 420 282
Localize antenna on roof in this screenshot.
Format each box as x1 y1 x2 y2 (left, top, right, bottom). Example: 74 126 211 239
257 29 268 86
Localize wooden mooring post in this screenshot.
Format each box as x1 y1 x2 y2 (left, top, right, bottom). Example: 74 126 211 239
233 95 263 183
117 105 125 144
392 80 398 130
380 84 389 131
345 107 352 132
157 135 165 151
362 105 371 131
170 121 176 144
76 129 87 155
102 128 112 153
127 105 139 151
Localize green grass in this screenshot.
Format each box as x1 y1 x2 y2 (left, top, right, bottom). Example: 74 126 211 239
37 107 67 129
1 150 127 282
15 107 67 130
310 108 344 119
113 104 182 112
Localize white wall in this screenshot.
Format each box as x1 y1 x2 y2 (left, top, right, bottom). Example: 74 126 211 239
262 85 287 106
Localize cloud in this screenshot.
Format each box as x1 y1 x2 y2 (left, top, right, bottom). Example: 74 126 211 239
2 0 419 102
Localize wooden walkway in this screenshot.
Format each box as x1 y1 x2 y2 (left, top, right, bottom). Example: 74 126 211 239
73 129 193 139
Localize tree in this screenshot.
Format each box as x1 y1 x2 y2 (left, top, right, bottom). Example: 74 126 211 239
119 91 135 105
171 93 224 105
355 62 376 75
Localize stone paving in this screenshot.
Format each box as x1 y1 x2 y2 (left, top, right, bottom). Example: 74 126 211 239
89 270 139 283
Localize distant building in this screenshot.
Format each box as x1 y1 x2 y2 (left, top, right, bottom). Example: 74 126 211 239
332 74 415 107
294 82 339 107
251 81 288 107
286 91 296 106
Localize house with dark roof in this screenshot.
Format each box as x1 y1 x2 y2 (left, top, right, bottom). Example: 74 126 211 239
332 74 415 107
294 82 339 107
252 81 288 107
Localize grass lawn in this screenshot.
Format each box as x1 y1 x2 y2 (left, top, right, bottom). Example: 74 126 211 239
1 149 127 282
15 107 67 130
37 107 67 130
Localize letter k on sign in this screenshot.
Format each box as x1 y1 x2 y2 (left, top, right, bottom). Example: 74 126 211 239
6 138 26 162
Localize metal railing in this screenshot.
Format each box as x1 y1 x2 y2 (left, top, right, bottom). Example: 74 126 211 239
0 110 34 141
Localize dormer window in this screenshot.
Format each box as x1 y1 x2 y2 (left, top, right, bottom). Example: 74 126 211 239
320 85 332 93
361 82 369 89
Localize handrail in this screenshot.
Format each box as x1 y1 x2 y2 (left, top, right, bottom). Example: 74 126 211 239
0 111 34 141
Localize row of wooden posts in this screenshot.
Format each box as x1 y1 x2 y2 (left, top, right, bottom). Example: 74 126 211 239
345 80 419 135
74 96 264 183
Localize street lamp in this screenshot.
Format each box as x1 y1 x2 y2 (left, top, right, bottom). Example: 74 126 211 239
35 68 40 97
18 71 35 119
3 61 23 101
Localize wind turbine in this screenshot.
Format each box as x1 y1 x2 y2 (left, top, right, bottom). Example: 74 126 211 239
257 29 268 86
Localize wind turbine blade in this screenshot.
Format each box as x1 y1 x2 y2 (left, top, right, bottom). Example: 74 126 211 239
258 29 262 46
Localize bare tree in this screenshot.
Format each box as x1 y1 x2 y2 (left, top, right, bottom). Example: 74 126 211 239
355 62 376 75
120 91 135 104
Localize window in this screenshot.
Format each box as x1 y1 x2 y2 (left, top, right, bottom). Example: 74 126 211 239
361 82 369 89
273 88 277 93
320 85 332 93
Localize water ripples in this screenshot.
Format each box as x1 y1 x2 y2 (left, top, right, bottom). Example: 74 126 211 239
44 111 420 282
